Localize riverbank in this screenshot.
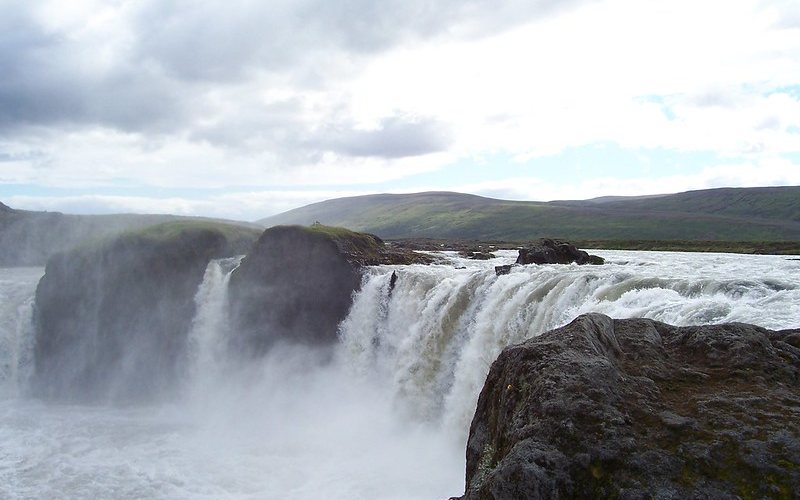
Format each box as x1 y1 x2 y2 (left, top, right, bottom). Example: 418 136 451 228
389 238 800 255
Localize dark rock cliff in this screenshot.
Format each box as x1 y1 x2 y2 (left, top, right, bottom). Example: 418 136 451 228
228 224 423 354
458 313 800 499
32 221 259 402
516 239 604 266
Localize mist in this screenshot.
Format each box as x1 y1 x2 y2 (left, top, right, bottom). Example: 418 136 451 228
181 343 463 499
2 245 799 498
179 256 465 498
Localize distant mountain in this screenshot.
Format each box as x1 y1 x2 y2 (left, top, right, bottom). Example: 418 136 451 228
258 187 800 241
557 186 800 221
0 206 259 267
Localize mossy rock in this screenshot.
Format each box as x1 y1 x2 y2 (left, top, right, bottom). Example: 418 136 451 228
457 314 800 499
32 221 259 402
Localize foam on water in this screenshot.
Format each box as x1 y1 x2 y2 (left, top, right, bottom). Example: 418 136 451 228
184 255 243 401
339 250 800 433
1 250 799 499
0 267 42 399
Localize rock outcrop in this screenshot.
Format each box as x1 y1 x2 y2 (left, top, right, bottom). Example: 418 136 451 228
458 313 800 499
32 221 259 402
516 239 604 265
495 265 513 276
228 224 425 354
460 250 496 260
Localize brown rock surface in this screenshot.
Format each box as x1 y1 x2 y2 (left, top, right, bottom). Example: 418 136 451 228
458 314 800 499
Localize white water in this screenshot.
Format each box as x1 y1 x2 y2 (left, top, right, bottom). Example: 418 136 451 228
185 256 243 400
0 267 42 400
340 250 800 432
1 251 799 499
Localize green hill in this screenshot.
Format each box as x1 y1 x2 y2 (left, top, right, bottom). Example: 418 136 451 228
556 186 800 222
258 187 800 242
0 205 260 267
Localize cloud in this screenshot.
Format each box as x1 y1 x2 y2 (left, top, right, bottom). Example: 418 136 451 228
6 189 369 221
5 156 799 220
0 0 799 217
317 116 453 159
0 2 186 133
451 157 800 202
132 0 592 82
0 0 589 133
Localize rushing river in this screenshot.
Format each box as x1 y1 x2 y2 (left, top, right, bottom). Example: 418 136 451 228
1 250 799 499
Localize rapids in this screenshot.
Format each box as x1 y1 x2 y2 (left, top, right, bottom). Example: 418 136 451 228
1 250 798 499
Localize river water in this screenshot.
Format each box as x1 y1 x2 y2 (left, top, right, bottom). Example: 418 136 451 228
1 250 798 499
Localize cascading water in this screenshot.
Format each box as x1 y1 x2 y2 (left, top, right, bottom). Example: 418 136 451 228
338 250 800 434
0 267 43 399
1 250 798 499
185 255 243 400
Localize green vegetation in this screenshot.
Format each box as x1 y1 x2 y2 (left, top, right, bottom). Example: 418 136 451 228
302 222 375 240
74 220 261 258
578 186 800 222
125 219 260 245
572 240 800 255
290 223 387 265
258 188 800 243
0 204 262 266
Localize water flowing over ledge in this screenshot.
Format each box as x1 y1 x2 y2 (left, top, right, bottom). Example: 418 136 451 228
0 267 42 399
338 250 800 436
1 250 798 499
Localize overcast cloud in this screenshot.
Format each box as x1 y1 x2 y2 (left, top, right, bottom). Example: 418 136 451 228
0 0 798 220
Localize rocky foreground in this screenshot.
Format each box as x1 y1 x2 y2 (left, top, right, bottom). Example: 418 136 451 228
456 313 800 499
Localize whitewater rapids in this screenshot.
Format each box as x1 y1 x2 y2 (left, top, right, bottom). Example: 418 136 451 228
1 250 799 499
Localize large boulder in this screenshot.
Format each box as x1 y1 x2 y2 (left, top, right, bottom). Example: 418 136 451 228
32 221 259 402
458 313 800 499
228 224 421 354
516 239 604 265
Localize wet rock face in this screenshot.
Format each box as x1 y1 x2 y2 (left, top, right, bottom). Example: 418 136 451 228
228 226 365 353
494 265 512 276
516 239 604 265
458 314 800 499
33 226 234 402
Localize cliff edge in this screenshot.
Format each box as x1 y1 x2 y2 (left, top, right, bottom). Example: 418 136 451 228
458 313 800 499
228 224 428 353
33 221 259 402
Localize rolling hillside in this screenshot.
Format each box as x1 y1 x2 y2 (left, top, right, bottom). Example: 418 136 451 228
0 204 260 266
258 187 800 242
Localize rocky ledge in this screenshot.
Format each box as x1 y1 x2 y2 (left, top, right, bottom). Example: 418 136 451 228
458 313 800 499
228 225 431 353
33 221 259 402
516 238 604 265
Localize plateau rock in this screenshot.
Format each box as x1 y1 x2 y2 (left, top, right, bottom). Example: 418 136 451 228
516 239 604 266
458 313 800 499
33 221 258 402
228 225 425 353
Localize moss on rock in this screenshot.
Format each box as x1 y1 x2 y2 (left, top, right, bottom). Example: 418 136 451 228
32 221 259 402
457 314 800 499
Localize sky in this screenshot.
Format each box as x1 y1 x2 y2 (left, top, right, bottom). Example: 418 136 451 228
1 0 799 222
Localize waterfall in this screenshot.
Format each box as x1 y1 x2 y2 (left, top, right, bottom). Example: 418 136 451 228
0 267 44 399
185 256 244 397
1 251 797 500
338 250 800 435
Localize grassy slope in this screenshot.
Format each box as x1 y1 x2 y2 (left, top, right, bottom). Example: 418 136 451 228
572 240 800 255
0 206 261 266
567 186 800 222
114 220 261 254
258 188 800 242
